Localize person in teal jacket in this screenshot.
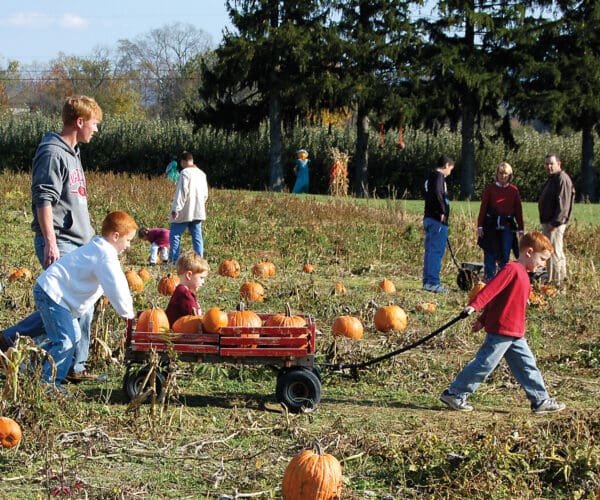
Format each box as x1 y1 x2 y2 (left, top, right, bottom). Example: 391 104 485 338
292 149 310 194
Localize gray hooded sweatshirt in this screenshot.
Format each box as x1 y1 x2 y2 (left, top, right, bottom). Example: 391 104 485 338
31 132 95 246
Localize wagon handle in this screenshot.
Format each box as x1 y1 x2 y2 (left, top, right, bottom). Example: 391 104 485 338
320 311 469 373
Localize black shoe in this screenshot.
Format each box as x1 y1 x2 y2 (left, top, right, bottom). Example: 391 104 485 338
65 371 108 384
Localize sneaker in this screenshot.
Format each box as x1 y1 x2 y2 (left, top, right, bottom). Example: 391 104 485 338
532 398 566 415
440 390 473 411
423 283 449 293
65 371 108 384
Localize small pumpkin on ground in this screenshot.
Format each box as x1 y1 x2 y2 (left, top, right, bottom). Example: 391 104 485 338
302 263 314 274
218 259 241 278
158 274 180 296
0 416 22 449
378 279 396 294
125 269 144 292
374 305 408 332
138 268 152 283
136 307 170 332
240 281 265 302
253 261 276 278
467 281 486 303
8 267 33 283
416 302 437 314
265 303 306 328
202 307 228 333
332 315 363 340
332 282 347 296
281 440 343 500
172 314 203 334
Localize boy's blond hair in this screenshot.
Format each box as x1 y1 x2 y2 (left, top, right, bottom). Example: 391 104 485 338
101 211 138 237
176 251 210 275
519 231 553 254
62 95 103 125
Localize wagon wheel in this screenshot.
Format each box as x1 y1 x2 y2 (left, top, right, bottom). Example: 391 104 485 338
457 269 475 291
275 368 321 413
123 365 166 403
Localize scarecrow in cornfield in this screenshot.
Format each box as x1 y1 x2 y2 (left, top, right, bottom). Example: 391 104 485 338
292 149 310 194
329 148 349 197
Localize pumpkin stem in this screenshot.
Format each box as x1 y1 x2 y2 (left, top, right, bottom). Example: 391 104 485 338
284 302 292 317
312 439 324 455
236 302 246 311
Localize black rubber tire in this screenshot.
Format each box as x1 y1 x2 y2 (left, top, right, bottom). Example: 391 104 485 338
275 368 321 413
123 366 166 402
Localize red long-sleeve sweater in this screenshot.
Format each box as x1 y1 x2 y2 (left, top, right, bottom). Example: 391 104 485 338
166 284 200 327
469 261 530 338
477 183 524 230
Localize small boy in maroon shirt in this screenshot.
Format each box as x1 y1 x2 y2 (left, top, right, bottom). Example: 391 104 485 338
440 231 566 415
165 251 209 327
138 227 170 265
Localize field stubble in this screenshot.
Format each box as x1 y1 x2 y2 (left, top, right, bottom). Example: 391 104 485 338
1 172 600 498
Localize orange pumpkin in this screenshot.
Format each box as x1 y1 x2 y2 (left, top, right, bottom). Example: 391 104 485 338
158 274 180 296
8 267 32 283
0 417 22 449
228 303 262 348
265 303 307 328
136 307 170 332
378 279 396 294
240 282 265 302
332 315 363 340
125 269 144 292
202 307 228 333
467 281 486 303
416 302 437 314
303 263 315 274
332 282 347 295
281 441 343 500
172 315 203 334
138 268 152 283
374 305 408 332
218 259 241 278
253 261 276 278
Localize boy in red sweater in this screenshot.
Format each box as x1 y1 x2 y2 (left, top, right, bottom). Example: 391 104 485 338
165 251 209 327
138 227 170 265
440 231 565 414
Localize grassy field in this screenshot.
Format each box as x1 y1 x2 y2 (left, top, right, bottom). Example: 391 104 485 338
1 171 600 498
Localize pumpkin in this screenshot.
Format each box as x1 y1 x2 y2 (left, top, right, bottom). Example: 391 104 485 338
265 303 307 328
136 307 170 333
202 307 228 333
125 269 144 292
529 290 546 307
281 440 343 500
218 259 241 278
228 303 262 348
416 302 437 314
138 268 152 283
378 279 396 294
240 281 265 302
467 281 486 303
332 315 363 341
332 282 347 296
158 274 180 296
0 416 22 449
303 263 315 274
374 305 408 332
8 267 32 283
540 284 558 298
253 261 276 278
172 314 203 334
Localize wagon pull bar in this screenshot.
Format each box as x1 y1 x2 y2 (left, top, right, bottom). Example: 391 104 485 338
321 311 469 374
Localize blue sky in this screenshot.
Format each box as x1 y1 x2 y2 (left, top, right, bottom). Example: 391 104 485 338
0 0 232 66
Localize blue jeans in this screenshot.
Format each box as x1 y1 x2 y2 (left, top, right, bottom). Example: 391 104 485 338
448 333 550 407
3 236 93 374
423 217 448 286
484 226 514 281
33 284 81 387
169 220 204 262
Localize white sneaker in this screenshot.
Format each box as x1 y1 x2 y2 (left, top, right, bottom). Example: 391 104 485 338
532 398 566 414
423 283 449 293
440 390 473 411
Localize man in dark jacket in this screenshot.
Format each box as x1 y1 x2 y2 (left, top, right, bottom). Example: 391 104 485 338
538 153 575 288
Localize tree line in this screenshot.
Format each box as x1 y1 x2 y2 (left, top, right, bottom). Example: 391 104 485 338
1 1 599 201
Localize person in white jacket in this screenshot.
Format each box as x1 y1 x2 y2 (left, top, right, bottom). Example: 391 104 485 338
169 151 208 262
33 211 137 392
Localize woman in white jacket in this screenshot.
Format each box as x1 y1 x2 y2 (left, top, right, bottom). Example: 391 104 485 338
169 151 208 262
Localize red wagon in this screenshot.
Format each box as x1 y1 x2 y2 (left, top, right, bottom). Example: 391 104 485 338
122 313 321 413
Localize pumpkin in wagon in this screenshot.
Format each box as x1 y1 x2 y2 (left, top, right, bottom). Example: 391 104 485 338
202 307 228 333
158 274 180 296
228 303 262 348
332 315 363 341
135 307 170 333
265 303 306 328
240 281 265 302
281 440 343 500
172 314 203 334
0 416 22 449
218 259 241 278
374 305 408 332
